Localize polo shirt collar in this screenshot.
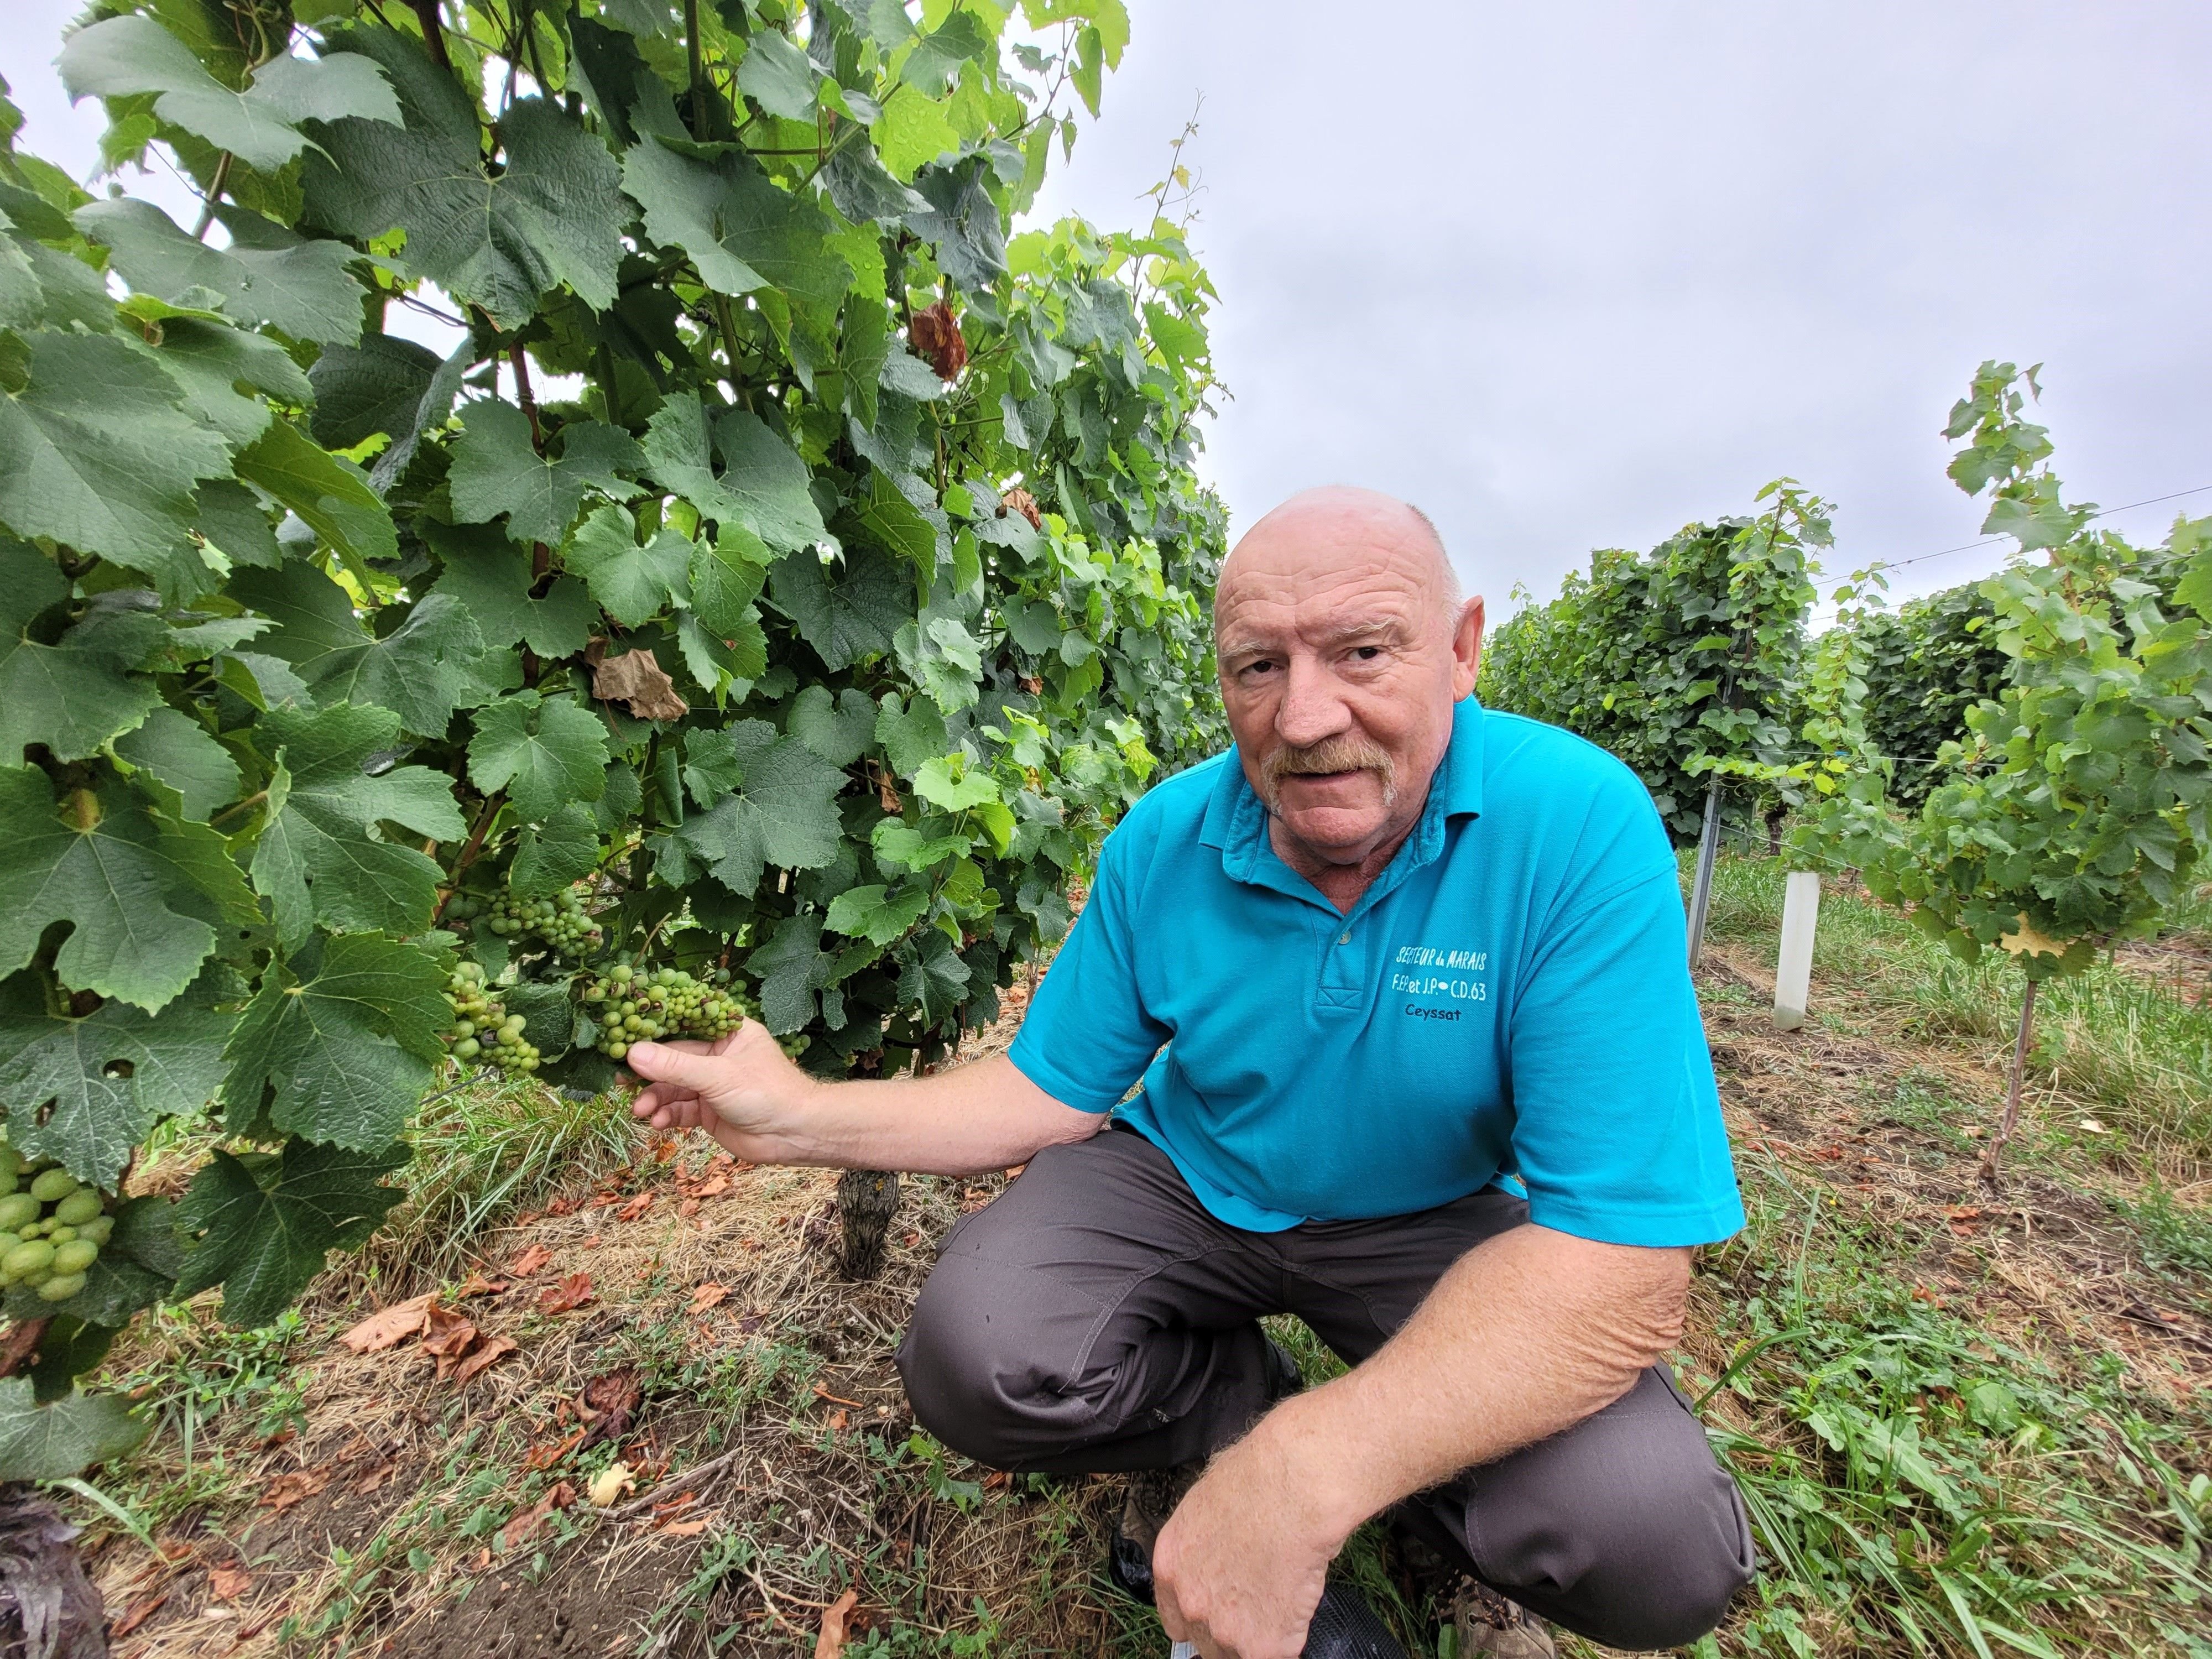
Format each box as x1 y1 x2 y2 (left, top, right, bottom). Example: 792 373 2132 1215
1199 697 1486 898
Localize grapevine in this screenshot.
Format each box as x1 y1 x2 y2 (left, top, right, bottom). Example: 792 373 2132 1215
0 0 1224 1477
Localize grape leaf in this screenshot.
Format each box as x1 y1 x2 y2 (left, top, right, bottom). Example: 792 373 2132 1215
745 912 837 1033
770 542 907 671
309 333 442 448
872 817 973 873
172 1137 410 1328
75 197 365 347
0 330 232 573
112 706 239 821
423 522 597 658
789 686 878 766
0 966 233 1188
249 702 465 947
897 928 971 1024
690 525 771 636
0 769 262 1014
907 154 1007 289
844 464 942 573
303 30 624 328
0 1378 149 1481
220 932 448 1151
57 16 399 172
872 84 958 182
138 314 306 452
232 418 398 568
192 478 280 571
369 336 473 493
735 29 822 120
0 540 161 766
820 139 931 226
467 691 609 822
639 397 827 554
509 802 601 896
672 721 846 893
824 882 928 947
914 754 1000 811
448 400 644 545
898 11 993 96
230 564 501 735
623 138 852 313
874 692 950 778
562 504 693 627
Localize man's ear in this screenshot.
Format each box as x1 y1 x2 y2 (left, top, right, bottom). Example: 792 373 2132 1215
1451 596 1486 698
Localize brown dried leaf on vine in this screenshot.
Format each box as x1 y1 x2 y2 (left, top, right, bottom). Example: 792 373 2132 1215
909 301 967 380
1000 486 1042 529
592 648 688 721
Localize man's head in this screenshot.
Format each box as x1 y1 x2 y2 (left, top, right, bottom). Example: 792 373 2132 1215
1214 486 1484 872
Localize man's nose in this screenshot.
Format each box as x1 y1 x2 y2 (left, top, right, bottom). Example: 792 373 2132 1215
1274 656 1351 748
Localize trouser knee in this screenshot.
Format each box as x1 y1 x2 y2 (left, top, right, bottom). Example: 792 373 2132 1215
895 1261 1045 1468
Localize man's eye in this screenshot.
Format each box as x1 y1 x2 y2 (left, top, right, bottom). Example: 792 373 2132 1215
1241 659 1277 676
1351 645 1383 661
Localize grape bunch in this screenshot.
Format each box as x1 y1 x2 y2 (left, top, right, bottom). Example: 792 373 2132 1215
440 961 541 1073
581 963 747 1061
451 888 602 957
0 1147 112 1304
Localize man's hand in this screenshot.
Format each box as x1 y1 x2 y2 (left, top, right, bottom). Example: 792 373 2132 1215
1152 1423 1339 1659
623 1025 817 1164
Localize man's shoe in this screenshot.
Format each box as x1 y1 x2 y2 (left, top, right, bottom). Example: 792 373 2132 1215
1451 1580 1556 1659
1108 1460 1200 1605
1107 1336 1308 1605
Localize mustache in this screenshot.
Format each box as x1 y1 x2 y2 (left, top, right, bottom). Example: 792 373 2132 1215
1259 735 1398 813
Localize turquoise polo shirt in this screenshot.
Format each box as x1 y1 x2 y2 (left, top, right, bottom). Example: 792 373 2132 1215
1007 696 1744 1246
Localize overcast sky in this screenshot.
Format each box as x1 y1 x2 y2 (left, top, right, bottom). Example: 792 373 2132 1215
9 3 2208 616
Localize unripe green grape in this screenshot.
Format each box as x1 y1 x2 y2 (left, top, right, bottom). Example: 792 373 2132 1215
75 1217 112 1246
38 1272 85 1302
46 1226 74 1246
455 1037 482 1061
0 1196 38 1234
28 1170 77 1204
4 1240 54 1277
51 1240 97 1276
606 1040 628 1060
54 1190 102 1227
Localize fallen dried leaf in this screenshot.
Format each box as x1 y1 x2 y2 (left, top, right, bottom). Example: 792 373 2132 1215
546 1197 577 1217
497 1481 577 1552
659 1517 712 1538
618 1192 654 1222
828 1410 848 1432
692 1174 731 1199
453 1334 517 1385
538 1272 597 1315
688 1282 729 1314
1000 486 1042 529
262 1469 331 1512
354 1460 400 1497
111 1590 168 1637
506 1242 555 1277
592 648 688 721
524 1428 587 1473
338 1292 435 1354
981 1469 1010 1491
207 1563 251 1601
815 1587 861 1659
454 1272 513 1299
581 1368 644 1447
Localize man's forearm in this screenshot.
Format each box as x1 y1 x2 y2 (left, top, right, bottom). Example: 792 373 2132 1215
1242 1224 1690 1547
706 1051 1106 1175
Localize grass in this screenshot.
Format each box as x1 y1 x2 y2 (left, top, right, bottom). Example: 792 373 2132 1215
58 857 2212 1658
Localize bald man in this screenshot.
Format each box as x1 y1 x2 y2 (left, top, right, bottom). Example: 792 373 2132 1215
623 488 1754 1659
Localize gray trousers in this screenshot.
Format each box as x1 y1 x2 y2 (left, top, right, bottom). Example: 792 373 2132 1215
895 1126 1755 1652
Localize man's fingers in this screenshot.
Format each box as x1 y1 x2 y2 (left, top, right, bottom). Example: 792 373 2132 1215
622 1039 724 1092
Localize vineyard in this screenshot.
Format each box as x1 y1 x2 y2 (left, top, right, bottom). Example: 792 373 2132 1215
0 1 2208 1657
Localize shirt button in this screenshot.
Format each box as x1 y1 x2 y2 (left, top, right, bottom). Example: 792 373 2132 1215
1337 932 1351 945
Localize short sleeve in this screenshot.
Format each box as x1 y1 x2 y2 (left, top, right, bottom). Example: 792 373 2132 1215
1007 825 1170 1112
1506 858 1745 1248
